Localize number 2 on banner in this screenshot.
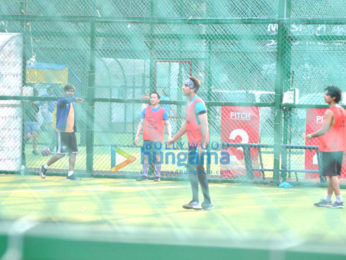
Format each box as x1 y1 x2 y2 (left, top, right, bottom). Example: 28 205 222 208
229 129 249 162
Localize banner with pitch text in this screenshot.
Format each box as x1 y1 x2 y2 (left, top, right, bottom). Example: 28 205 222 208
221 106 260 177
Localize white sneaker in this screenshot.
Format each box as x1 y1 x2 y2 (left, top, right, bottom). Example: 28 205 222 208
202 202 214 210
182 201 202 210
40 165 47 179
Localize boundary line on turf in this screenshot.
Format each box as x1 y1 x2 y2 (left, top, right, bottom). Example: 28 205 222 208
0 185 187 194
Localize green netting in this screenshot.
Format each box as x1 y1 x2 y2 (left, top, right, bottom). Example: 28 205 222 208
1 2 346 259
291 0 346 18
1 0 346 17
0 0 345 184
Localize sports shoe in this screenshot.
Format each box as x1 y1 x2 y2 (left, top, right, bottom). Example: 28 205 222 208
154 177 160 182
313 199 332 208
202 202 214 210
182 201 202 210
136 175 148 181
39 165 47 179
67 175 80 181
331 201 344 209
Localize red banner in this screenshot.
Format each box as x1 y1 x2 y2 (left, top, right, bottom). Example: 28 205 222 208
220 106 260 177
305 108 346 178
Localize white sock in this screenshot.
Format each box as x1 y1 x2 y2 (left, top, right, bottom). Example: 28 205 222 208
68 171 74 177
44 164 49 169
155 164 162 177
142 163 149 177
336 195 342 203
325 195 332 202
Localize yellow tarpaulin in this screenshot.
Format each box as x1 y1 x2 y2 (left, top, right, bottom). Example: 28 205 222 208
26 65 68 85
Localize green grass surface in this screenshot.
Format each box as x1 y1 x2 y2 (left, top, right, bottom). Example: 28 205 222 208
0 174 345 244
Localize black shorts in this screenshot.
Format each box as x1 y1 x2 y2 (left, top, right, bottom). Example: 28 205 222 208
320 151 343 177
56 132 78 154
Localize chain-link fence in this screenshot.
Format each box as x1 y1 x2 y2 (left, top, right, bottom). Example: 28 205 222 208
0 0 345 185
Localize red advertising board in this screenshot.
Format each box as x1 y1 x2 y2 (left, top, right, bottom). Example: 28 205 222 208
220 106 260 177
305 108 346 178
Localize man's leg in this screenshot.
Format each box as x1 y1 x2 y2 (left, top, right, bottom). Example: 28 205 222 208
32 131 38 154
48 153 65 166
330 152 344 208
332 152 343 199
326 176 333 200
315 152 343 208
314 176 333 207
182 163 202 210
182 147 202 209
69 152 77 172
25 133 31 143
196 164 211 205
40 153 65 179
65 132 80 180
46 131 65 167
154 152 162 181
65 152 79 179
39 123 48 146
188 164 199 202
143 154 149 176
314 152 332 207
188 148 200 202
137 153 149 181
331 176 341 198
331 176 343 208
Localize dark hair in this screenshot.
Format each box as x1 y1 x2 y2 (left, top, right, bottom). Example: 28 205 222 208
325 85 342 103
189 76 201 93
64 84 76 92
150 91 160 99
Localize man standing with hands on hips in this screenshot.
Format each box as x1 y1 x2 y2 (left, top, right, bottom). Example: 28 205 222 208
303 85 346 208
168 77 213 210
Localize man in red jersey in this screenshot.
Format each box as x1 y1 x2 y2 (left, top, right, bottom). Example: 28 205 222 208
135 92 172 182
168 77 213 210
303 86 346 209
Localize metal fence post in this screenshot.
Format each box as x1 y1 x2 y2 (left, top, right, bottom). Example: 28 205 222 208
20 2 28 173
273 0 290 185
206 40 212 175
86 20 96 175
